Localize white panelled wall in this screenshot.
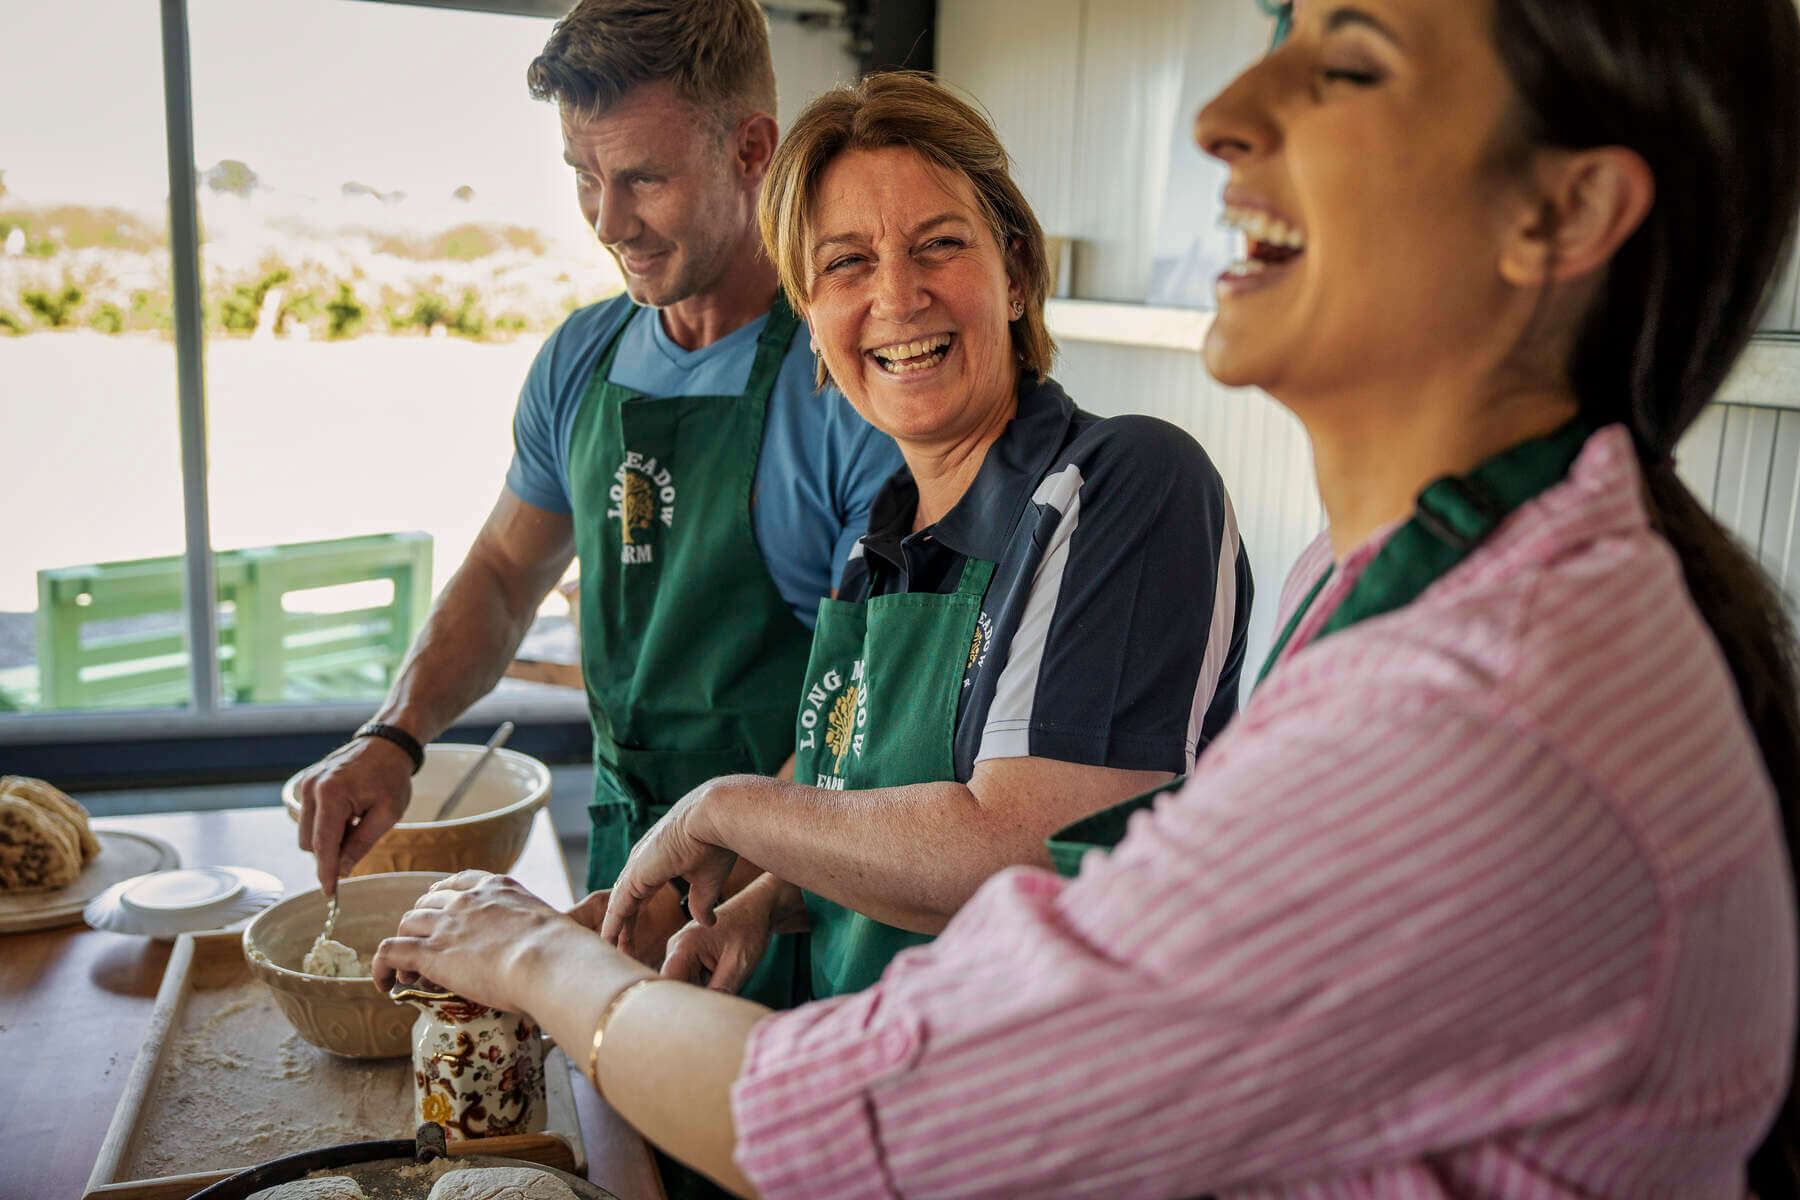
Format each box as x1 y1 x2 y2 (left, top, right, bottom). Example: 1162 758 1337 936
768 15 859 131
939 0 1800 694
1053 339 1320 688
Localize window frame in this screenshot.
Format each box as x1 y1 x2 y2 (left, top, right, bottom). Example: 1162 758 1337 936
0 0 596 779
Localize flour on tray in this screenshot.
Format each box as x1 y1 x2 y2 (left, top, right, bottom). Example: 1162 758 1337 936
125 977 413 1180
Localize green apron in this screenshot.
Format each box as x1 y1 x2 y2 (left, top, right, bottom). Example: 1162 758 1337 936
566 295 814 1008
792 556 997 999
1046 419 1593 877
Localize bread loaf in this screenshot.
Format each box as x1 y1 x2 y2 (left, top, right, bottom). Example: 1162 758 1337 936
426 1165 578 1200
0 776 97 891
1 775 99 858
0 794 84 890
246 1177 369 1200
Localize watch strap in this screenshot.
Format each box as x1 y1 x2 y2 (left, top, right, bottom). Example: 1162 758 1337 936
354 721 425 774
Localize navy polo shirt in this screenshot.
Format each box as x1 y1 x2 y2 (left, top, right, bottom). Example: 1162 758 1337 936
840 375 1253 780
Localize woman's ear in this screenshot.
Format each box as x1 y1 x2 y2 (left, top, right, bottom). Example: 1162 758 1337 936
1500 146 1655 286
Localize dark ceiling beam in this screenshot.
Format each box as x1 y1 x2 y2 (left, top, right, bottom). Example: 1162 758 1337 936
346 0 571 16
345 0 855 22
843 0 935 74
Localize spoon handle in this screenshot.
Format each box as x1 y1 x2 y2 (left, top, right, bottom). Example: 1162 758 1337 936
434 721 515 822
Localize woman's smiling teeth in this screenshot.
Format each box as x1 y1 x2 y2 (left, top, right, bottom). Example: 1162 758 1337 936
871 333 954 374
1220 204 1307 280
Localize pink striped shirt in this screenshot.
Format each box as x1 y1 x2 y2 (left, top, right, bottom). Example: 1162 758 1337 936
730 425 1796 1199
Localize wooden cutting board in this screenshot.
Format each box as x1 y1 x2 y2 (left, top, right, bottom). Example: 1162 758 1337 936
83 930 585 1200
0 830 178 934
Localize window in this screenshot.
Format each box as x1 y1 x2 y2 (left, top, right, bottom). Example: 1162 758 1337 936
1 0 188 716
2 0 608 765
0 0 854 784
186 0 611 712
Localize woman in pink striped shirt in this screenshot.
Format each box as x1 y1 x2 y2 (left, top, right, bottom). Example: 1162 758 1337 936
375 0 1800 1194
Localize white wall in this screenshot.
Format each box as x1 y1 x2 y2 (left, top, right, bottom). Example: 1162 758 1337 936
768 12 859 131
939 0 1318 682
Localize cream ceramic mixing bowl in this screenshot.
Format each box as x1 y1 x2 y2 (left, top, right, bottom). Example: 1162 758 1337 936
242 870 448 1058
282 743 552 876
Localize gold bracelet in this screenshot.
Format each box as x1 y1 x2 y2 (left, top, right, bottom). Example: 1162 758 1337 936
587 977 664 1100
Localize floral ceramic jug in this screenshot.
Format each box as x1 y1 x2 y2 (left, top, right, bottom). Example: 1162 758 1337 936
390 983 548 1139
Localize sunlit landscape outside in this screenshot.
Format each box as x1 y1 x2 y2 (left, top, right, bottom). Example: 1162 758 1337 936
1 0 622 714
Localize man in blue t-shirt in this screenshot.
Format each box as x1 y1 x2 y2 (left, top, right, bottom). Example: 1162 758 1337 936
292 0 900 968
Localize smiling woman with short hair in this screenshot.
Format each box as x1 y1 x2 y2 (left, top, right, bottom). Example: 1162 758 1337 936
375 1 1800 1193
594 71 1254 1004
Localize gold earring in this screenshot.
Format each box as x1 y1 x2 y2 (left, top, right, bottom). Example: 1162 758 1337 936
1010 300 1024 319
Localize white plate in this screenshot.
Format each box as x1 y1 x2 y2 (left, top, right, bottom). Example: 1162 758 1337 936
0 830 181 934
85 865 284 939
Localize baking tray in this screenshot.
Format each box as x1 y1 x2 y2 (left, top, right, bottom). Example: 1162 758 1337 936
84 931 586 1200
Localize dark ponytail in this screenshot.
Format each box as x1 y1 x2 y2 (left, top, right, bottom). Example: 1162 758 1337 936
1490 0 1800 1189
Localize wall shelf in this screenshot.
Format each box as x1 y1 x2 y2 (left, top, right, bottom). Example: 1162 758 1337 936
1045 299 1212 353
1721 334 1800 413
1046 299 1800 412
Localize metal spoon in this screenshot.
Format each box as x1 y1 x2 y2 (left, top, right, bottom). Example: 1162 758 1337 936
433 721 515 822
302 890 348 976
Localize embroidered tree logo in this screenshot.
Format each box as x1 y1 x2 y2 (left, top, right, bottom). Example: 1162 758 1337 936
826 685 859 774
620 471 654 544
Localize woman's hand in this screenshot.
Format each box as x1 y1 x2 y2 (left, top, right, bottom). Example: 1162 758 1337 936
661 873 801 992
602 777 750 952
372 870 581 1013
567 885 693 970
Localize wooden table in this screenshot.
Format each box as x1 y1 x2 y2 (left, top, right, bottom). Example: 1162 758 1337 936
0 806 665 1200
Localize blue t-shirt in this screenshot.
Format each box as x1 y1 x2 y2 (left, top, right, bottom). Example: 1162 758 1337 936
505 296 903 627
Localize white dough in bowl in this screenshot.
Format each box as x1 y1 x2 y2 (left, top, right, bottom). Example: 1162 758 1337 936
426 1165 579 1200
301 933 368 978
247 1177 369 1200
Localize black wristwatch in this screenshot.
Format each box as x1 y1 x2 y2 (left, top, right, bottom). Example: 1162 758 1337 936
354 721 425 774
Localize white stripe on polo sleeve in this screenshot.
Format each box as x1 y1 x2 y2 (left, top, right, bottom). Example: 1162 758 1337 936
974 464 1085 763
1185 488 1241 768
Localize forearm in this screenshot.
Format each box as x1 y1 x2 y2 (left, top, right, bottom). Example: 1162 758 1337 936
709 777 1051 934
514 920 764 1197
373 555 547 739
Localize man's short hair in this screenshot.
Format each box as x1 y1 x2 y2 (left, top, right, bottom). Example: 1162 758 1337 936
527 0 778 132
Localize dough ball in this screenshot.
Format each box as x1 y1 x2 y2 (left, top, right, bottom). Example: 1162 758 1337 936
301 934 369 978
247 1176 369 1200
0 794 83 891
0 775 99 859
426 1164 579 1200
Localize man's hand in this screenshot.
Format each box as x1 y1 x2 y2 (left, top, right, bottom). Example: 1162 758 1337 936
568 885 689 969
295 735 415 893
601 777 748 950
